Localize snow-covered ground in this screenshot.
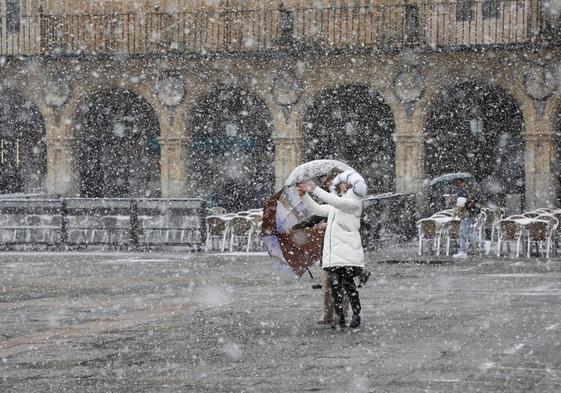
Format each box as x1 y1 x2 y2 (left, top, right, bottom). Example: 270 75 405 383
1 251 561 392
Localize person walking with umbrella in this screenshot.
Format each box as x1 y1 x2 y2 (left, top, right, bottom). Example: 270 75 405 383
297 169 367 330
452 178 480 258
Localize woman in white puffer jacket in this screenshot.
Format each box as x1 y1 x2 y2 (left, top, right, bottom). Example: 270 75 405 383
298 169 367 329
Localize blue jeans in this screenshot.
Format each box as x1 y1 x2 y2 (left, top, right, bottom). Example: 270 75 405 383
459 216 473 253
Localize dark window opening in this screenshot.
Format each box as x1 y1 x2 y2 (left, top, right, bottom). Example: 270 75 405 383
424 82 525 213
0 138 22 193
77 90 161 198
0 91 46 194
302 85 396 195
456 0 474 21
6 0 21 33
191 87 274 211
278 5 294 45
482 0 500 19
405 5 420 42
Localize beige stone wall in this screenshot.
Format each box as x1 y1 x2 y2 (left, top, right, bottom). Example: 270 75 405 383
0 0 544 58
39 0 213 14
1 44 559 209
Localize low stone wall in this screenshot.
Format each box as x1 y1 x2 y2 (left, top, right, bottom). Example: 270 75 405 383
0 198 206 251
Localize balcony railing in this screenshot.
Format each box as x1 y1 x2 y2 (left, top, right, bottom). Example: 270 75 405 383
0 1 545 56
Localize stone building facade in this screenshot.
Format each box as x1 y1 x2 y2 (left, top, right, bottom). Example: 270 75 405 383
0 0 560 212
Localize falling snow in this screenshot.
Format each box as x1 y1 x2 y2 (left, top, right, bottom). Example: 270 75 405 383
1 1 561 392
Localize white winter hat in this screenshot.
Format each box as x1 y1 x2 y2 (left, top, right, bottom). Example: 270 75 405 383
330 169 368 197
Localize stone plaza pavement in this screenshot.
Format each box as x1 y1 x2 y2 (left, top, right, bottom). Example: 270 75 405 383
1 247 561 392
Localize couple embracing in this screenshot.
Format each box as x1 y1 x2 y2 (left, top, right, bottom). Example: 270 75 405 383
297 169 367 331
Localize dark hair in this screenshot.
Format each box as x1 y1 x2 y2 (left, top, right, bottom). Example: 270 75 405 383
320 168 343 191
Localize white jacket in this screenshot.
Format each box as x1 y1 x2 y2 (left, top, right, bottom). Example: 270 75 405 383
302 187 364 269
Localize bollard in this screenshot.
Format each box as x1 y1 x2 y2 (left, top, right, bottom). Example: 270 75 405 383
129 198 140 251
59 198 68 250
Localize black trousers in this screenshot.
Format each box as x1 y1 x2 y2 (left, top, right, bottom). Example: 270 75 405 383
325 266 362 320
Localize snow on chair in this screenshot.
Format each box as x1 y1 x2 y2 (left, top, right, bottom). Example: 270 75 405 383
526 219 554 258
417 218 444 256
444 219 461 256
248 213 263 250
229 216 254 252
551 212 561 255
481 207 504 248
205 215 229 252
208 207 227 216
496 219 524 257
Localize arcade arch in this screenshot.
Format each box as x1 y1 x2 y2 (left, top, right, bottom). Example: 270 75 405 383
190 85 274 211
74 89 161 198
424 81 525 208
0 89 46 194
301 85 395 194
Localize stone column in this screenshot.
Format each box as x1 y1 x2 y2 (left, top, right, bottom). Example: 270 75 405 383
394 133 424 195
154 72 188 198
521 64 558 209
391 66 427 210
392 98 426 211
159 136 189 198
524 132 557 209
273 136 301 191
46 137 77 196
268 69 305 191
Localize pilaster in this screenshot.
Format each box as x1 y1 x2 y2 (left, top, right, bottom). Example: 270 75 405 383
273 136 302 191
524 132 557 209
394 133 424 194
159 136 189 198
392 101 426 212
46 137 77 196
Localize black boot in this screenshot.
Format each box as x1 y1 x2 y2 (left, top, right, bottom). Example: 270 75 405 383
358 271 371 288
331 310 346 330
349 314 361 329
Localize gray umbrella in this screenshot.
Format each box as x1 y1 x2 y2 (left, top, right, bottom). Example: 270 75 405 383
428 172 473 187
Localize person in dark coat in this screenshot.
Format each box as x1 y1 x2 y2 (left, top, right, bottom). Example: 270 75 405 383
292 169 346 324
299 169 368 329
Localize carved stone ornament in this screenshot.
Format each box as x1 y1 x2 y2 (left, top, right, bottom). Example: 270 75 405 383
393 68 426 103
271 70 303 123
524 65 557 101
524 65 557 120
43 73 70 108
156 74 185 107
271 70 303 107
393 68 425 118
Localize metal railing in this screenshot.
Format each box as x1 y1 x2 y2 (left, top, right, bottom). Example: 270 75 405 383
0 1 546 56
0 198 206 250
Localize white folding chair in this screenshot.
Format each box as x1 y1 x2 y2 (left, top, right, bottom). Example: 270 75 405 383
205 215 229 252
527 218 555 258
229 216 254 252
417 218 444 256
248 213 263 250
444 219 461 256
209 207 227 216
496 219 524 257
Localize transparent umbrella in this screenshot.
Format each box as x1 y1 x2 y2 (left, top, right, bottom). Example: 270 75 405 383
284 159 353 186
262 159 353 276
